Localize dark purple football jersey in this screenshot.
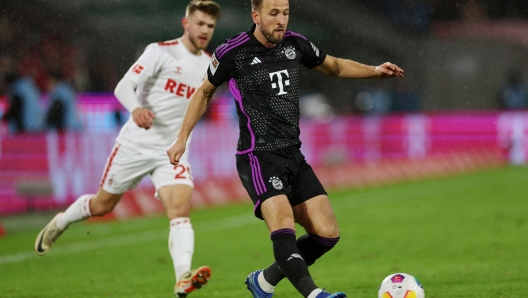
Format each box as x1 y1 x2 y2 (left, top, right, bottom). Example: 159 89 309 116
207 25 326 154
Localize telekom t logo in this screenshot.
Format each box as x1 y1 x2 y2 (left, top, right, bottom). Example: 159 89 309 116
269 70 290 95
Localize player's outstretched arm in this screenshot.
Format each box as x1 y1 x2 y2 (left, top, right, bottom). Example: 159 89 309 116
314 55 404 79
167 77 217 165
114 77 156 130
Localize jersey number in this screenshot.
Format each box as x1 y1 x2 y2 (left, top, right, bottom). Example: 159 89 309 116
174 165 193 181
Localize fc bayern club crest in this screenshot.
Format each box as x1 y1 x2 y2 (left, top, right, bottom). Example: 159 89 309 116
269 176 283 190
284 47 296 60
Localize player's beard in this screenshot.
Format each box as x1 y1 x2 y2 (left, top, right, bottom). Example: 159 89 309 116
261 24 285 44
190 34 209 51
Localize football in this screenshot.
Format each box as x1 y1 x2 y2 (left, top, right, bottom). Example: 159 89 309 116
378 273 425 298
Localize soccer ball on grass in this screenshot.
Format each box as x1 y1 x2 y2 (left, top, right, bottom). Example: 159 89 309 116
378 273 424 298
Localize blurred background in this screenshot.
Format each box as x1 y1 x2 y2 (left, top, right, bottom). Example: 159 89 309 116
1 2 528 296
0 0 527 218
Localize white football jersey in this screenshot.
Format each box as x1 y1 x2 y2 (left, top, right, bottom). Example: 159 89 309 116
116 39 210 153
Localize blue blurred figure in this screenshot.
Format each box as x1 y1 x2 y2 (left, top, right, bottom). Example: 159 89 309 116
391 78 421 112
2 73 44 133
499 69 528 110
355 80 392 115
382 0 432 33
44 72 83 131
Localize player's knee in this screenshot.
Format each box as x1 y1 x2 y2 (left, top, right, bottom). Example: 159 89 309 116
331 223 340 238
318 223 340 239
166 202 191 219
263 215 296 232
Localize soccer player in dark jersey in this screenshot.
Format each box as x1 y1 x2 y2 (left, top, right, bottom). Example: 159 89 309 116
167 0 404 297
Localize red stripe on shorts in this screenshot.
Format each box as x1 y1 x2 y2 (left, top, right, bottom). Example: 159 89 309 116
100 144 121 187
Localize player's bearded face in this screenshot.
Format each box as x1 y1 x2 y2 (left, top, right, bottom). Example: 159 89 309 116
260 22 286 44
187 11 216 50
259 0 289 44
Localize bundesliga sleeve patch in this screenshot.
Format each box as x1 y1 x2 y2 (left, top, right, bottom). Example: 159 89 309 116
132 64 144 75
209 54 220 76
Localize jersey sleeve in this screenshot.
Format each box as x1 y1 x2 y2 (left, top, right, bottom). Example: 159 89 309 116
124 43 163 85
207 50 234 87
299 38 327 69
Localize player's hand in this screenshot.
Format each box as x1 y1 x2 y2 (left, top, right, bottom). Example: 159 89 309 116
131 108 156 130
374 62 404 79
167 137 187 166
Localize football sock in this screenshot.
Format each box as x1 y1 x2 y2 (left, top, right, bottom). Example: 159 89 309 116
263 234 340 286
298 234 340 266
307 288 324 298
262 262 284 286
257 270 275 293
270 229 317 297
169 217 194 282
56 194 93 230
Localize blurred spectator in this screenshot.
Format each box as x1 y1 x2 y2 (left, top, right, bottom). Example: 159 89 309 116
44 72 83 131
113 109 125 128
354 81 392 115
381 0 432 33
498 69 528 110
391 78 421 112
299 93 334 122
2 73 44 133
1 0 117 93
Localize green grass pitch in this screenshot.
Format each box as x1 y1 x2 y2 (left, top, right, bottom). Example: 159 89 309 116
1 166 527 297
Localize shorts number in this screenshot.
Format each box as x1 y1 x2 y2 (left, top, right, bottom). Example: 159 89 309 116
174 165 193 181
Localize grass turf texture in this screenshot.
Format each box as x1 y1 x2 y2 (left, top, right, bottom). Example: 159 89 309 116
0 166 527 297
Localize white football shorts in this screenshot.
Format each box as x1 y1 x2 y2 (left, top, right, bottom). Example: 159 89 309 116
100 143 193 195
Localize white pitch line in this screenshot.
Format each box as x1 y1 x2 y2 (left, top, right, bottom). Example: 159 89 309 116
0 213 258 266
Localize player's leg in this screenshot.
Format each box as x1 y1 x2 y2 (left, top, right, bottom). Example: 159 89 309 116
152 158 209 297
293 194 341 261
35 143 148 256
237 150 323 298
35 188 123 255
293 156 341 267
260 195 324 298
260 150 343 297
257 195 341 293
236 152 280 298
159 184 196 292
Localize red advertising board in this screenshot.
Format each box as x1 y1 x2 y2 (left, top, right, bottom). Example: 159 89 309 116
0 106 526 216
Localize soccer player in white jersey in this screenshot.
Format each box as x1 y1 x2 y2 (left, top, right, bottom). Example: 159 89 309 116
34 1 221 297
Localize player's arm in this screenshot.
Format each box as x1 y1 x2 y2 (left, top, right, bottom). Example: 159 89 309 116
314 55 404 79
167 77 217 165
114 77 156 130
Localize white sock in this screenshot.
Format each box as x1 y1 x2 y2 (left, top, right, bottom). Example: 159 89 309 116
169 217 194 282
56 194 93 230
307 288 324 298
258 271 275 293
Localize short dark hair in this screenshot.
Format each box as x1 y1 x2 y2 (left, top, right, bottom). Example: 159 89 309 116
251 0 263 11
186 0 221 19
